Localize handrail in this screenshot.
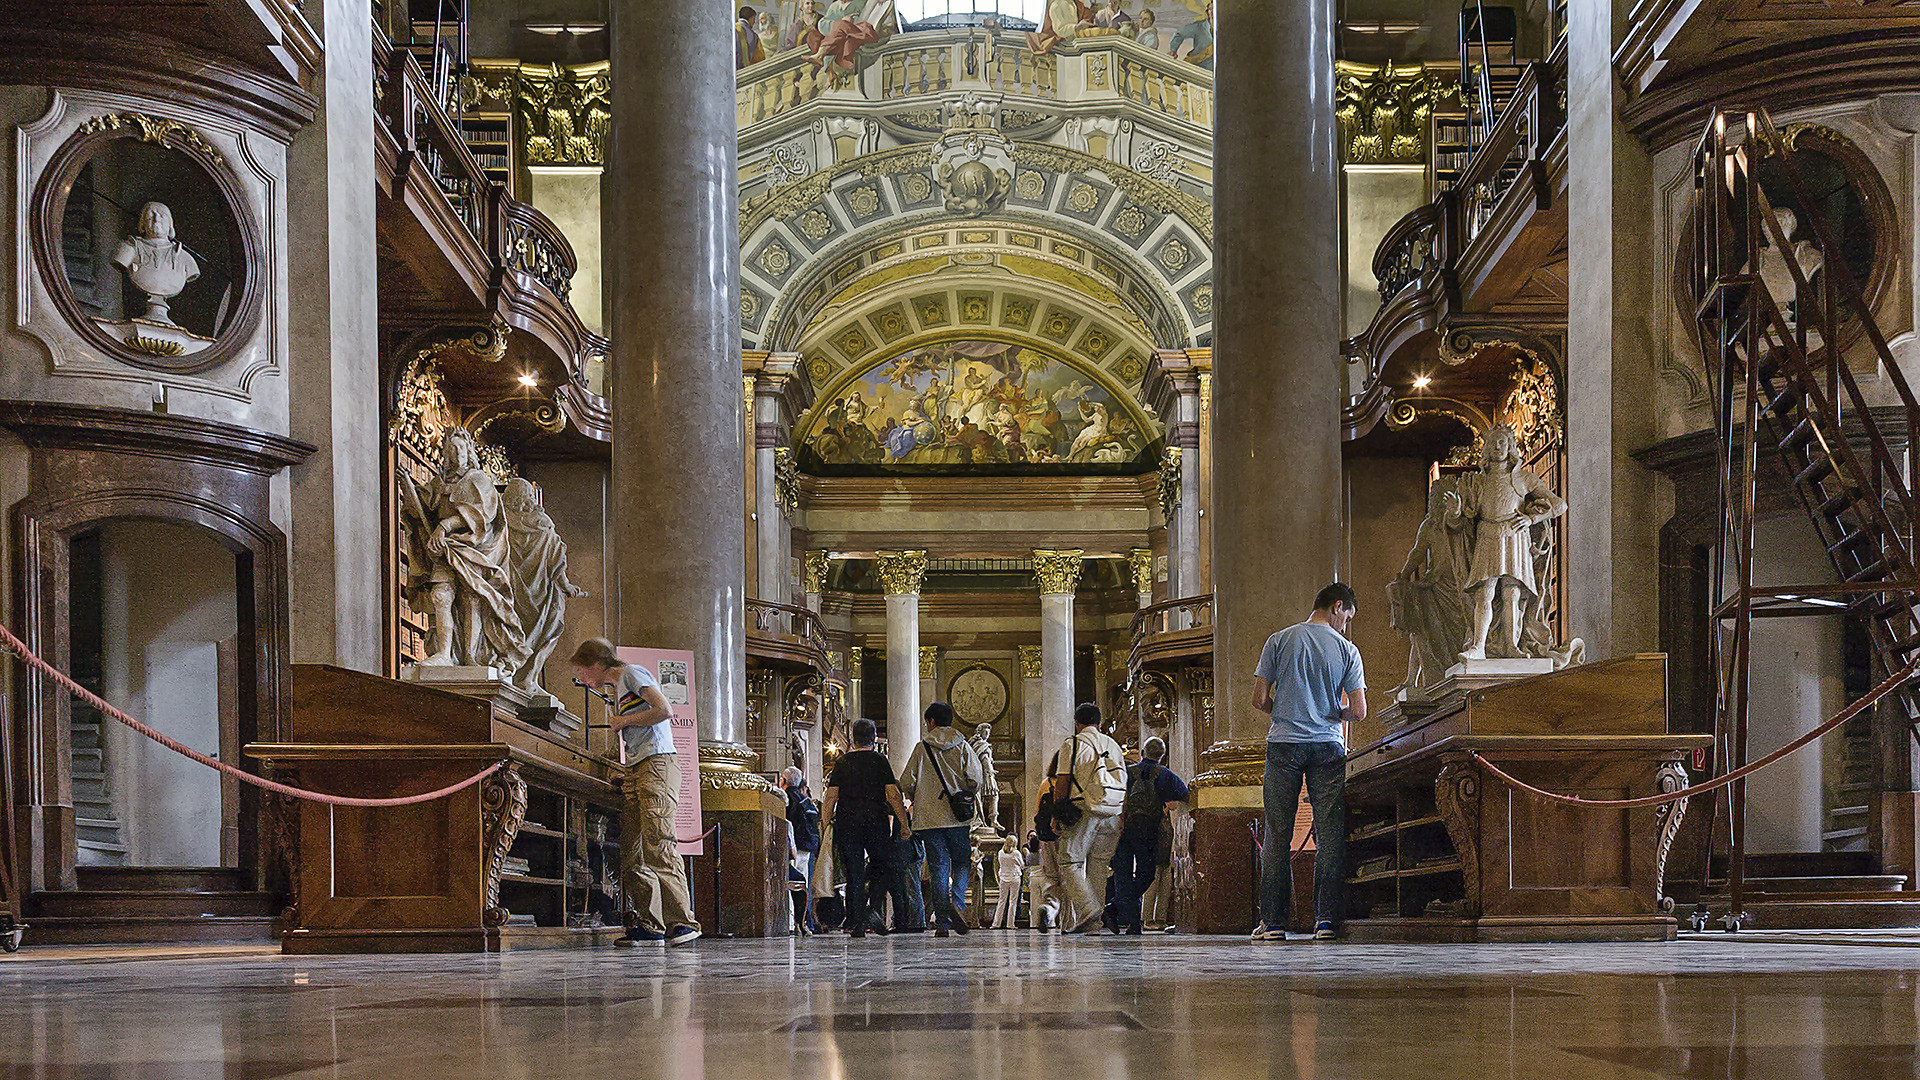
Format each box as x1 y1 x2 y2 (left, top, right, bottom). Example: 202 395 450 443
1371 203 1443 303
502 199 579 299
746 599 833 669
1127 593 1214 674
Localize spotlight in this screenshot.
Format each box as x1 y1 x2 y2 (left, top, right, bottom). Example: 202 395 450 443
1412 374 1432 390
517 373 539 387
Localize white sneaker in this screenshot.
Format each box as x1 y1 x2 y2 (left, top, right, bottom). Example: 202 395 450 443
1250 923 1286 941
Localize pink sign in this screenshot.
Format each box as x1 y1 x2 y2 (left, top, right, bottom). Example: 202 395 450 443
616 647 705 856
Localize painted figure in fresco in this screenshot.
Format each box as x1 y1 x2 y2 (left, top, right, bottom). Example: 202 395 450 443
397 428 528 673
504 478 588 692
737 7 766 67
809 0 893 76
1091 0 1132 32
1134 8 1159 50
787 0 826 52
1169 2 1214 68
1027 0 1089 55
1444 425 1567 662
1067 400 1111 460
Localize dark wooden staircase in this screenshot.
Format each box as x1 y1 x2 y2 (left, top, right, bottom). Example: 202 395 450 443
1691 106 1920 929
26 868 277 944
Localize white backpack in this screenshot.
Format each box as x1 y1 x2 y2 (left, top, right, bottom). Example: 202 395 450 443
1069 733 1128 817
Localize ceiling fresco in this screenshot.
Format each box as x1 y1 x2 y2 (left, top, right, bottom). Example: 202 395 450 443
798 337 1161 474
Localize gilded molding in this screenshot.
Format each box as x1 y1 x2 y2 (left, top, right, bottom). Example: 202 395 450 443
773 446 801 519
919 645 939 679
803 550 831 594
76 112 224 166
1032 549 1084 596
1017 645 1044 679
848 645 864 670
1335 61 1444 164
1193 738 1265 789
698 743 776 792
1128 547 1154 594
1155 446 1182 517
518 62 611 167
875 549 929 595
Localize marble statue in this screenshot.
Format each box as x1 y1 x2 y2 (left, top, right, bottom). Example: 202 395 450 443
398 428 529 674
503 477 587 691
970 722 999 833
1756 206 1824 331
1387 475 1470 692
111 202 200 326
1444 425 1569 662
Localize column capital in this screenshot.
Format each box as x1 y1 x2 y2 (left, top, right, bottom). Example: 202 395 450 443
1031 549 1084 596
848 645 864 669
1128 547 1154 594
919 645 939 679
876 549 929 595
1017 644 1044 679
803 549 831 594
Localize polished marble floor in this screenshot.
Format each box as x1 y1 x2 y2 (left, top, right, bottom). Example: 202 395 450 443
5 932 1920 1079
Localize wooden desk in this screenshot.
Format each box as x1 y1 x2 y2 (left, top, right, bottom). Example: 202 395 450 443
246 665 626 953
1342 655 1712 942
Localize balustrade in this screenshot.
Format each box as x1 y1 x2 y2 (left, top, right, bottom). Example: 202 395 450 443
1115 54 1210 127
986 45 1055 99
881 43 957 99
737 54 830 127
747 599 833 671
1127 594 1215 673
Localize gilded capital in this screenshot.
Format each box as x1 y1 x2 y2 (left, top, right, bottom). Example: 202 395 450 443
1031 549 1084 596
919 645 939 679
848 645 864 670
876 550 929 595
1128 547 1154 594
803 550 830 594
1017 645 1044 679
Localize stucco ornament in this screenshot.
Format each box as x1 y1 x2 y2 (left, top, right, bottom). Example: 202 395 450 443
934 93 1015 218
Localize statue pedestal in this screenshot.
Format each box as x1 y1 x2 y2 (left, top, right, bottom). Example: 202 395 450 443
1423 657 1557 701
401 666 580 735
93 317 214 357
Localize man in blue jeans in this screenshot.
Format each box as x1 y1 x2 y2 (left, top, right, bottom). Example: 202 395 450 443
900 701 991 936
1252 582 1367 942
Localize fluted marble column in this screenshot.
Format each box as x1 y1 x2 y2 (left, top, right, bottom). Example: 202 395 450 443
609 0 745 761
877 551 927 773
1034 549 1083 784
1197 0 1341 934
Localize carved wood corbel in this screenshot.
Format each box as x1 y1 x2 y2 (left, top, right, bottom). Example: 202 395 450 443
1651 759 1690 913
1435 760 1482 919
480 762 528 928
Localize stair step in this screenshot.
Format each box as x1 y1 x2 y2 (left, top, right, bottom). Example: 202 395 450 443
75 867 248 892
1705 876 1908 895
1796 457 1836 488
1827 805 1870 819
20 915 278 946
1846 559 1889 583
1781 417 1820 451
75 838 127 855
1821 828 1870 842
28 890 275 919
1828 529 1878 557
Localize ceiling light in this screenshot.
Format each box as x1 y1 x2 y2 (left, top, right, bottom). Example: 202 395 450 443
1412 374 1432 389
518 373 539 388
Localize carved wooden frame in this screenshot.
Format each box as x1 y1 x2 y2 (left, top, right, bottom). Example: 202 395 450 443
0 403 310 893
28 120 266 376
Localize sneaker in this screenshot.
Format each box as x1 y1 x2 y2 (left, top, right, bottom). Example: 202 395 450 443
1037 909 1054 932
666 925 702 946
850 928 866 940
1250 923 1285 941
616 927 666 947
1313 922 1337 942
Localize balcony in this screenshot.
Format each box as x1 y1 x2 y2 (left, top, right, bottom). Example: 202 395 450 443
1344 41 1566 442
1128 594 1213 676
372 31 610 441
746 600 834 677
735 26 1214 174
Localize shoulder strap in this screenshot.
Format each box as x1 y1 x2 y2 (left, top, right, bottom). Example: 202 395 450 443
925 739 958 795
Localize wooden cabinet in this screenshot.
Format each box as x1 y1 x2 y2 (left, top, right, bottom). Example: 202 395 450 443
1343 655 1712 942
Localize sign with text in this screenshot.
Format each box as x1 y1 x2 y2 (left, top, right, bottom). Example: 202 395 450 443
616 647 705 855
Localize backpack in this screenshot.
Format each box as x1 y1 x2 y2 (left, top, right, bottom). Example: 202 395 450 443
788 790 821 853
1033 751 1063 840
1119 762 1164 842
1070 733 1127 817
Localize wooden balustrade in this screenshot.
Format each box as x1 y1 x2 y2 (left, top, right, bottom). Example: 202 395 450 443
1128 594 1215 673
746 599 833 674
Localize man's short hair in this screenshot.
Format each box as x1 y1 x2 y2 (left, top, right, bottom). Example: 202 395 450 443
925 701 956 727
782 766 804 788
1141 736 1167 762
1314 582 1358 613
852 717 877 747
1074 702 1102 727
568 638 619 670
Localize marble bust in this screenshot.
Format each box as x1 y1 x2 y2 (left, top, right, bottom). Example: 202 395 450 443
111 202 200 326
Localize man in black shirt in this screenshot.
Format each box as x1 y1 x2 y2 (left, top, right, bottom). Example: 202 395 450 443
823 718 911 939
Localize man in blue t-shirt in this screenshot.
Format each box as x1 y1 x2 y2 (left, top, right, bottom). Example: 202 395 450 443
1251 582 1367 943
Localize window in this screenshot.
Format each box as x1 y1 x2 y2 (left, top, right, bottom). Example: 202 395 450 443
896 1 1046 29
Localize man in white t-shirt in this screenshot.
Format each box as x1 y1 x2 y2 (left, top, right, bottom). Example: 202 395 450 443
571 638 701 946
1050 702 1127 934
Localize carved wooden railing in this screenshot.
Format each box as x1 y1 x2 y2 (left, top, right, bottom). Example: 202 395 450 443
746 599 833 673
1373 202 1443 304
1451 43 1565 248
1128 593 1215 674
379 37 494 243
502 199 578 300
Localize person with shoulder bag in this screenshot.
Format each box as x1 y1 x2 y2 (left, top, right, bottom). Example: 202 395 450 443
1049 702 1128 934
899 701 990 936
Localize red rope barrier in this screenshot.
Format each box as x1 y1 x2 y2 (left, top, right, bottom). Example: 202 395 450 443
0 623 503 808
1469 655 1920 810
676 824 720 845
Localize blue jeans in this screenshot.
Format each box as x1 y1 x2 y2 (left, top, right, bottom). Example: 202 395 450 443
916 825 973 929
1260 741 1347 930
888 834 927 930
1110 835 1159 931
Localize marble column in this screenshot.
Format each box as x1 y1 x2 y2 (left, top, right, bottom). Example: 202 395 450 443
1033 549 1083 787
920 646 940 712
877 551 928 772
1200 0 1341 934
751 354 805 604
287 0 383 674
846 645 865 725
1565 1 1658 659
1019 644 1046 819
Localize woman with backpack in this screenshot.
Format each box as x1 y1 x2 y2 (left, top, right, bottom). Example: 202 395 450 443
1048 702 1128 934
899 702 991 936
